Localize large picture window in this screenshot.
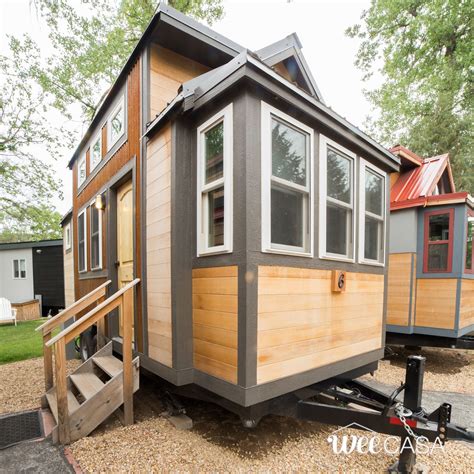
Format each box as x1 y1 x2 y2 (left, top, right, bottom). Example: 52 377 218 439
12 259 26 279
423 209 454 273
319 136 355 260
78 209 87 272
90 203 102 270
261 102 313 256
359 159 386 265
196 104 233 255
466 210 474 273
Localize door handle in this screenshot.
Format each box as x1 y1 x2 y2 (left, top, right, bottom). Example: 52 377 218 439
115 260 120 267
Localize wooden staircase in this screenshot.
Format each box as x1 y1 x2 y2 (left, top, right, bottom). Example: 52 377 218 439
36 279 140 444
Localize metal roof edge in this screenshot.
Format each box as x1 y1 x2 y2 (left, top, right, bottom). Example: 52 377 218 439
0 239 63 250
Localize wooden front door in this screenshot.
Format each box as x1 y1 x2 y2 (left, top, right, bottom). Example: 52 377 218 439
117 180 134 337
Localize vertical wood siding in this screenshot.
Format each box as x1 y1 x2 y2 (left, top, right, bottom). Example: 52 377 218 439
63 243 75 308
460 279 474 329
414 278 457 329
149 44 209 119
256 266 384 385
387 253 416 327
146 124 172 367
192 266 238 384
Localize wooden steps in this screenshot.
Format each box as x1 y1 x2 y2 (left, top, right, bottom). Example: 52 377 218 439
44 341 140 443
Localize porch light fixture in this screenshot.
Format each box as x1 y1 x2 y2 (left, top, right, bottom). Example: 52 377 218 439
95 193 105 210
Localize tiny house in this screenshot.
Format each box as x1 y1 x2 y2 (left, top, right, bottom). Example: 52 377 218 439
63 4 399 410
387 146 474 345
0 239 65 317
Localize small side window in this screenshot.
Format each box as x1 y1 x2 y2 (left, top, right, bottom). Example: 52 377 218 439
78 155 86 186
108 96 125 150
90 204 102 270
65 223 72 250
423 209 454 273
13 259 26 279
465 210 473 273
90 132 102 171
78 209 87 272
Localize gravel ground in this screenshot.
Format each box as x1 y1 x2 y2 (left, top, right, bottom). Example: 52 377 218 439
363 346 474 394
0 357 80 415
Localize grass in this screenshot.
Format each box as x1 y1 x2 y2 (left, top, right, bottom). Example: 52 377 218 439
0 319 46 365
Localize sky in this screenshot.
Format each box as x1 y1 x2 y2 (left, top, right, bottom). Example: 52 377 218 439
0 0 378 214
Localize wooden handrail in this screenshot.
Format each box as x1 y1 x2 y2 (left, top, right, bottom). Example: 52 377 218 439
36 280 111 335
50 278 140 444
47 279 140 347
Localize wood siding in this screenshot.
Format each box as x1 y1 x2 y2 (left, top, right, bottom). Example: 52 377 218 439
64 249 75 308
192 266 238 384
146 124 172 367
414 279 457 329
387 253 415 327
257 266 384 385
149 44 209 119
460 279 474 329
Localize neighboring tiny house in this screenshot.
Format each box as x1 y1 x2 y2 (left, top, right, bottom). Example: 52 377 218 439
387 145 474 343
64 4 399 409
0 240 65 317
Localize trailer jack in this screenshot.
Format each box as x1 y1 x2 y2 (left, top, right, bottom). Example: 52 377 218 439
296 356 473 473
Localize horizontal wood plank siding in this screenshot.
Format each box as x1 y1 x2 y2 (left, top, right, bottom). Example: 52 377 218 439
146 124 172 367
414 278 457 329
192 266 238 384
149 45 209 119
256 266 384 385
460 279 474 330
387 253 415 327
64 249 75 308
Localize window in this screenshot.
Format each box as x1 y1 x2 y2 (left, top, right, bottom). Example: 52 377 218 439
78 155 86 186
78 209 87 272
108 96 125 149
319 136 355 260
423 209 454 273
359 159 386 265
13 259 26 279
64 222 72 250
261 102 313 256
197 104 233 255
90 133 102 170
90 203 102 270
466 210 474 273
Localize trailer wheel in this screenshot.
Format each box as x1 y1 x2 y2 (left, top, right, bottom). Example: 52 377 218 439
80 328 97 361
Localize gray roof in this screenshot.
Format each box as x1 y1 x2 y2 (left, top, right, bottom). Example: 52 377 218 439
0 239 63 250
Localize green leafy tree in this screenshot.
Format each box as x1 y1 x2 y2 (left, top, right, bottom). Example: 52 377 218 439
347 0 473 193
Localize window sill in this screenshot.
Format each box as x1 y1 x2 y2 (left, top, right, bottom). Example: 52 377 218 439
197 248 232 257
359 259 385 267
320 254 355 264
262 248 313 258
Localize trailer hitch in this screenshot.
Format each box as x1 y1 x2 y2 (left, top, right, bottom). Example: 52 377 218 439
297 355 473 473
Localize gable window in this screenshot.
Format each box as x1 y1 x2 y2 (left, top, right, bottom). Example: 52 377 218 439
359 159 386 265
108 96 125 150
78 209 87 272
13 259 26 279
319 136 355 260
90 133 102 171
465 210 473 273
78 155 86 187
197 104 233 255
261 102 313 256
90 203 102 270
65 223 72 250
423 208 454 273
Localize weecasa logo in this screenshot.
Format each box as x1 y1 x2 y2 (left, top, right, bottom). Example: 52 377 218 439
327 423 445 455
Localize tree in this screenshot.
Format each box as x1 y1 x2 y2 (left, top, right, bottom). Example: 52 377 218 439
347 0 473 193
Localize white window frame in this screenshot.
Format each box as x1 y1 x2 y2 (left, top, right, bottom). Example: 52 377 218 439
65 222 72 250
319 135 356 262
90 132 102 171
78 208 88 273
196 103 233 256
359 158 387 266
107 95 125 150
12 259 27 279
89 201 103 270
261 101 314 257
78 155 86 187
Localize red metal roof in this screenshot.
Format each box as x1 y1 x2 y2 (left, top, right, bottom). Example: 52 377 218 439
390 148 463 210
